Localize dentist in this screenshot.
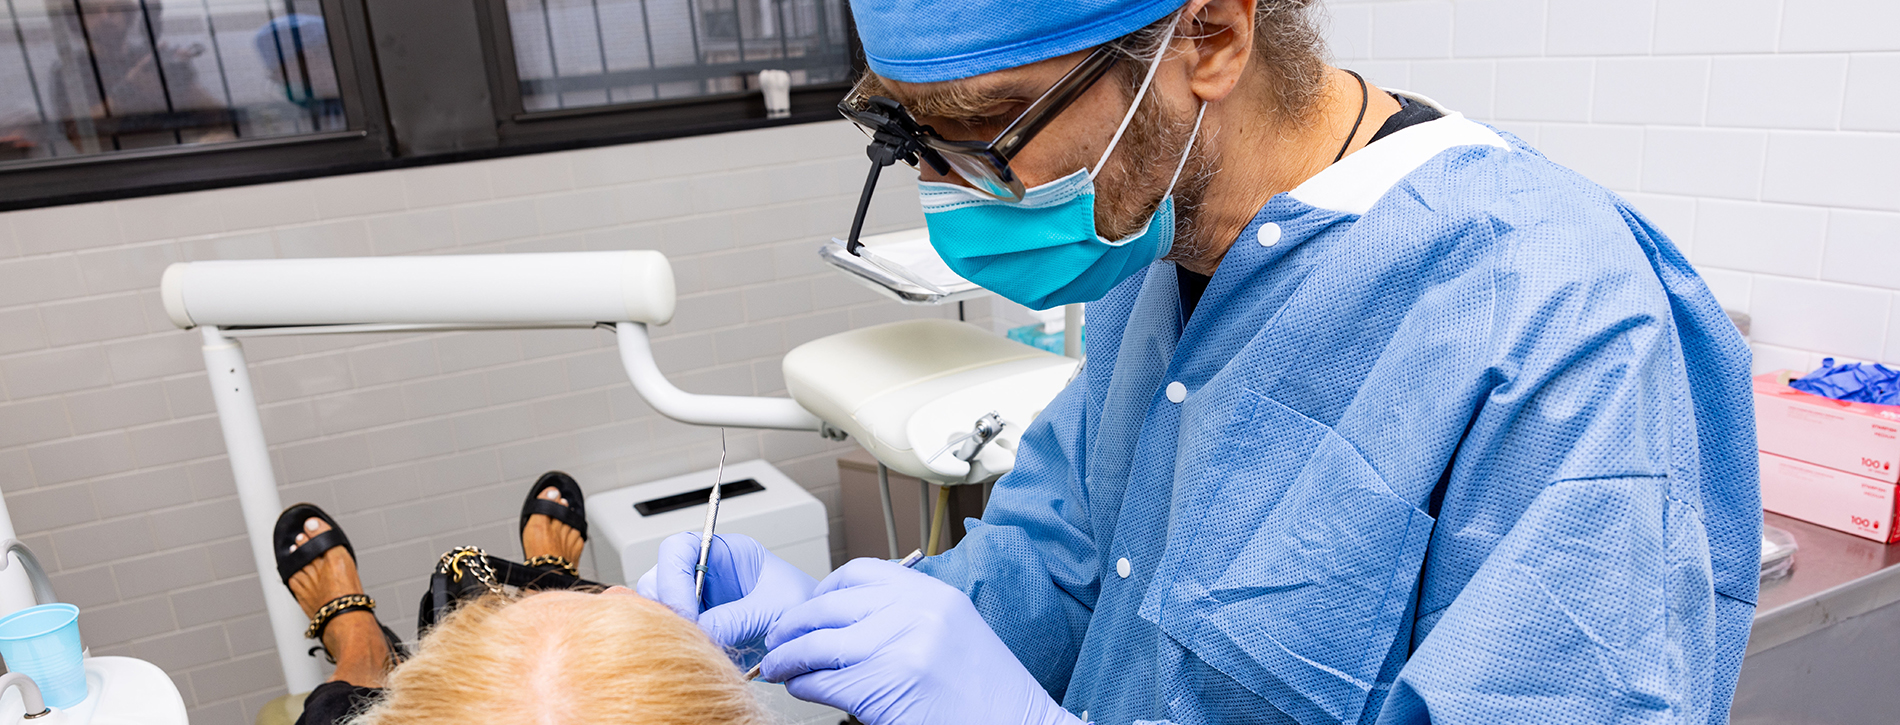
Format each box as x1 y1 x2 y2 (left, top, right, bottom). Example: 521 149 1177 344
645 1 1759 723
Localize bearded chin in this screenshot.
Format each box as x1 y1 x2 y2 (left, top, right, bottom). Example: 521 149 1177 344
1092 95 1214 263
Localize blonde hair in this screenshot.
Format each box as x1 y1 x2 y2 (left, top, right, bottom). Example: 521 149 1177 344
352 590 770 725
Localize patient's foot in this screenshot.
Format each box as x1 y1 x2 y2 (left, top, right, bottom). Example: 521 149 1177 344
288 518 390 688
522 486 585 564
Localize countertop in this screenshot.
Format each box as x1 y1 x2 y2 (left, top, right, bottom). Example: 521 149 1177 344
1748 512 1900 654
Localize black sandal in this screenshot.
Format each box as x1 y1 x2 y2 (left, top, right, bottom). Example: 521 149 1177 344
519 471 588 577
272 504 407 665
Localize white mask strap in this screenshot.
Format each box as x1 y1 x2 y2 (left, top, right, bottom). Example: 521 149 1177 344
1163 102 1207 194
1089 11 1182 181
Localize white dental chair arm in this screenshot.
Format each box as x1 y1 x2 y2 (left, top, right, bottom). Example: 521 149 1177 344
616 322 826 432
161 251 677 328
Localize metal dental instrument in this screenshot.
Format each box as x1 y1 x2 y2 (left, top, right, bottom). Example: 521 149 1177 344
743 548 926 681
694 428 729 605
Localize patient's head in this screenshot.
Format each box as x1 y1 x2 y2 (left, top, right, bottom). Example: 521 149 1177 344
353 589 768 725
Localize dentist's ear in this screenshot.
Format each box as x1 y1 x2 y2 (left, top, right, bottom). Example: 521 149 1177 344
1181 0 1258 104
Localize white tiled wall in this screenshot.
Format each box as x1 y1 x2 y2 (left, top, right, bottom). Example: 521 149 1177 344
0 120 977 723
1327 0 1900 373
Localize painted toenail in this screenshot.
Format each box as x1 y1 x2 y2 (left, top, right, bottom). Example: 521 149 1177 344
305 518 320 532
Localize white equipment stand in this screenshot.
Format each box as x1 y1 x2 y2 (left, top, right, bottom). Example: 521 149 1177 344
0 481 188 724
161 246 1076 693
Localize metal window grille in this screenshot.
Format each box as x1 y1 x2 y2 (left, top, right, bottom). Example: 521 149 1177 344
0 0 346 163
506 0 850 113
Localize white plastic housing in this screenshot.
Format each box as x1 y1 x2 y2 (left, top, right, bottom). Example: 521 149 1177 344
161 251 676 329
782 319 1078 483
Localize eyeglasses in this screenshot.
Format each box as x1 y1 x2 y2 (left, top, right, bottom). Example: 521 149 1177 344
838 46 1122 202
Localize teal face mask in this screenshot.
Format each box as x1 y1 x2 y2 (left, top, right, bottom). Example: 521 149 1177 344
920 169 1180 311
920 21 1204 311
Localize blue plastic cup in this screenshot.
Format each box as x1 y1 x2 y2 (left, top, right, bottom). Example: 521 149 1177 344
0 604 87 709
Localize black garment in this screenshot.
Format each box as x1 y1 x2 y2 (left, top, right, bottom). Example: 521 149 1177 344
1369 92 1445 143
1176 92 1445 322
295 681 382 725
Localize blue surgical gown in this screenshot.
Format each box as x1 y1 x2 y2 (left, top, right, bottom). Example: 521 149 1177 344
918 111 1759 725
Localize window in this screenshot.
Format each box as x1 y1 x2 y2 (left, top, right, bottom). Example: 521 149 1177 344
503 0 850 112
0 0 347 162
0 0 858 210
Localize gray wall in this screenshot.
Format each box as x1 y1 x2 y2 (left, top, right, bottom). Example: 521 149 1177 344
0 119 985 723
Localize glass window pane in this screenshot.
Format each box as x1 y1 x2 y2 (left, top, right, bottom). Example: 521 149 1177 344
507 0 850 113
0 0 348 164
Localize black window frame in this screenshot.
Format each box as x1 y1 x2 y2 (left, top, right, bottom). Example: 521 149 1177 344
0 0 859 212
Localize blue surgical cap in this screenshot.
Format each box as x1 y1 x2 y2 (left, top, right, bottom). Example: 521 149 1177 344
254 14 326 63
850 0 1188 83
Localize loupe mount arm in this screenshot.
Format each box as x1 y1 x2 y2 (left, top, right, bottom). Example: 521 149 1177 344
844 97 946 255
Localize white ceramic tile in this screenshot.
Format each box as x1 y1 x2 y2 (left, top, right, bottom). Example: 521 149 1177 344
1371 1 1454 59
403 164 492 209
688 169 774 214
1706 55 1848 131
1451 0 1544 57
0 217 16 259
533 189 619 236
1653 0 1781 54
1326 1 1373 59
566 142 655 188
40 294 149 347
8 202 124 255
1761 131 1900 212
1692 200 1828 277
645 134 740 177
1821 210 1900 289
612 178 699 225
1781 0 1900 53
273 220 373 258
1888 295 1900 364
1620 192 1697 254
1593 57 1708 125
1492 60 1594 122
1750 276 1891 361
1408 60 1495 118
308 171 408 219
1843 54 1900 132
1537 123 1643 191
216 182 320 232
0 255 86 307
1752 342 1813 375
74 243 182 295
484 153 575 198
1695 267 1753 313
1351 60 1412 90
0 308 46 355
1547 0 1654 56
0 346 112 399
1640 127 1766 200
451 199 540 246
181 231 274 261
113 191 226 243
365 209 457 255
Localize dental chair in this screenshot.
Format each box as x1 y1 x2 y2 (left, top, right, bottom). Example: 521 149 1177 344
159 242 1076 697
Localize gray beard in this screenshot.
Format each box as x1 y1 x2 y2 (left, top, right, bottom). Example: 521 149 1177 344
1091 92 1220 269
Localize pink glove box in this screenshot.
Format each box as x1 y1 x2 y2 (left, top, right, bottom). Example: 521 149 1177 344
1759 451 1899 543
1754 371 1900 483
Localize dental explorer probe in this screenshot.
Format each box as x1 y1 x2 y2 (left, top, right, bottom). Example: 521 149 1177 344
694 428 729 604
743 548 925 681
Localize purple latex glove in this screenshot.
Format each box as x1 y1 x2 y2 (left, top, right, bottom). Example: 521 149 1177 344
635 532 817 648
759 559 1083 725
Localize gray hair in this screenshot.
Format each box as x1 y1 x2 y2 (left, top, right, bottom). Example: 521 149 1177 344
1107 0 1328 123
